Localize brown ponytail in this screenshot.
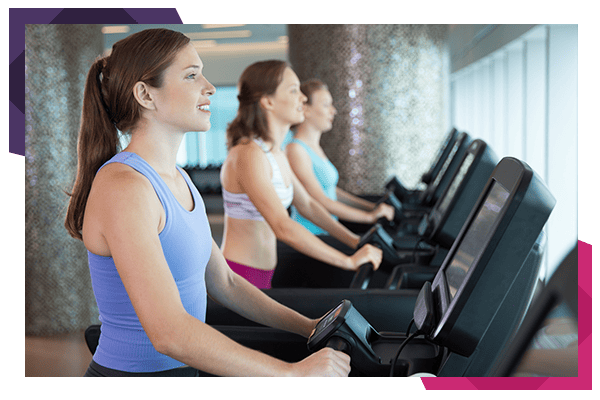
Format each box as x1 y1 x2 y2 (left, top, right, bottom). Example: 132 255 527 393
64 57 118 240
65 29 190 240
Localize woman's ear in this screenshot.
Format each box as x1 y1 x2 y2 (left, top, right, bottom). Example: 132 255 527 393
133 81 155 110
259 94 275 111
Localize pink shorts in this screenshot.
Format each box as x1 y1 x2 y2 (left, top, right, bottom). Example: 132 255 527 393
226 259 274 289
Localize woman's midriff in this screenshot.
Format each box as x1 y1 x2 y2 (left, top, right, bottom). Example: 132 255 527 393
221 216 278 270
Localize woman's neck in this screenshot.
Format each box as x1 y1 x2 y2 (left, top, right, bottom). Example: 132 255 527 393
265 119 291 153
125 123 185 178
294 123 323 149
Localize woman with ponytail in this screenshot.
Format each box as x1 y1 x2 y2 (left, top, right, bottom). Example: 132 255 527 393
65 28 350 377
220 61 383 290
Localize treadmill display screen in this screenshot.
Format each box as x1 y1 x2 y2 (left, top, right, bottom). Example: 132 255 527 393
445 181 510 299
314 302 344 334
430 138 461 190
437 152 476 217
426 130 455 176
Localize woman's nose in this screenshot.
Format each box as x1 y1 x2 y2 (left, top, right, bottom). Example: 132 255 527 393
203 77 216 96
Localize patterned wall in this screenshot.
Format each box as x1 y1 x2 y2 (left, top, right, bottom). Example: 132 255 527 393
288 24 450 194
25 25 101 334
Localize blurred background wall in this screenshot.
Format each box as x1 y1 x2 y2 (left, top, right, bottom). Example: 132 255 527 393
288 24 450 193
25 24 102 335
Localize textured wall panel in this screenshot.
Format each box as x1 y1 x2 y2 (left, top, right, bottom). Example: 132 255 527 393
25 25 102 335
289 24 450 194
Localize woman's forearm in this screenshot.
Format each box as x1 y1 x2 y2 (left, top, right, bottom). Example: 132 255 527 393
160 312 296 376
296 198 360 248
207 241 317 337
320 195 377 224
336 187 376 210
272 217 356 270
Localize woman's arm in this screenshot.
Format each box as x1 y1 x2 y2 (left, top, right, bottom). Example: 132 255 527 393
206 240 316 337
286 142 393 223
289 171 360 247
238 145 381 271
335 187 377 210
95 168 348 377
336 188 396 222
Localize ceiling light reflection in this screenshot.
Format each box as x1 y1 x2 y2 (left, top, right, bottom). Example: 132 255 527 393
101 26 130 34
186 30 252 40
202 24 246 29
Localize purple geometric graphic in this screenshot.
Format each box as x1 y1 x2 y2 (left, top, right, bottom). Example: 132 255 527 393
8 8 182 156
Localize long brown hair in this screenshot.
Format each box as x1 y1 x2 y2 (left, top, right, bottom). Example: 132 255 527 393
226 60 289 149
65 28 190 240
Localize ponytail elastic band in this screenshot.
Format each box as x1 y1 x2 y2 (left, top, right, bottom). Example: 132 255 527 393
97 59 115 124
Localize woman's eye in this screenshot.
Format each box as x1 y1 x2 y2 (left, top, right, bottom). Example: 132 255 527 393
187 73 196 79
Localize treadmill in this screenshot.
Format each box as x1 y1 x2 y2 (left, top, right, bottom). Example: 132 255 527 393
369 131 472 241
383 130 471 214
355 138 498 286
339 128 460 235
386 127 459 206
208 157 556 376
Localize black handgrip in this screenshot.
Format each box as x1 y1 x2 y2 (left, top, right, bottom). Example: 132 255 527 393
376 216 389 226
349 262 374 290
326 336 351 354
357 223 382 249
375 190 404 225
385 176 409 201
376 215 396 234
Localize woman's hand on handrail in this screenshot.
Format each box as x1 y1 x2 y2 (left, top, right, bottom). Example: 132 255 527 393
347 244 382 271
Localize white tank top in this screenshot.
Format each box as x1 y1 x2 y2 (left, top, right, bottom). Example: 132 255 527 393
222 138 294 221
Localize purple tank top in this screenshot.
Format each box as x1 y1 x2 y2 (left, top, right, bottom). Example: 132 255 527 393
88 152 212 372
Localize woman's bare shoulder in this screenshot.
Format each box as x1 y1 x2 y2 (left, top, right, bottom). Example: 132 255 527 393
88 162 159 216
285 141 313 173
285 140 309 158
228 139 268 168
94 162 152 192
83 162 162 254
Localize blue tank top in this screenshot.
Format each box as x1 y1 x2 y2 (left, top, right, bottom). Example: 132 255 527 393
88 152 212 373
288 138 339 235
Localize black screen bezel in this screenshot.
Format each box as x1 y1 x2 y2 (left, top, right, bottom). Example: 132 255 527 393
429 140 482 230
429 132 465 194
425 128 459 183
442 180 510 301
430 158 529 342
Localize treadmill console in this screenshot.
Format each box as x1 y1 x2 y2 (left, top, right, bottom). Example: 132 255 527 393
308 300 382 368
308 157 555 377
308 299 441 376
421 128 458 185
428 157 555 358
